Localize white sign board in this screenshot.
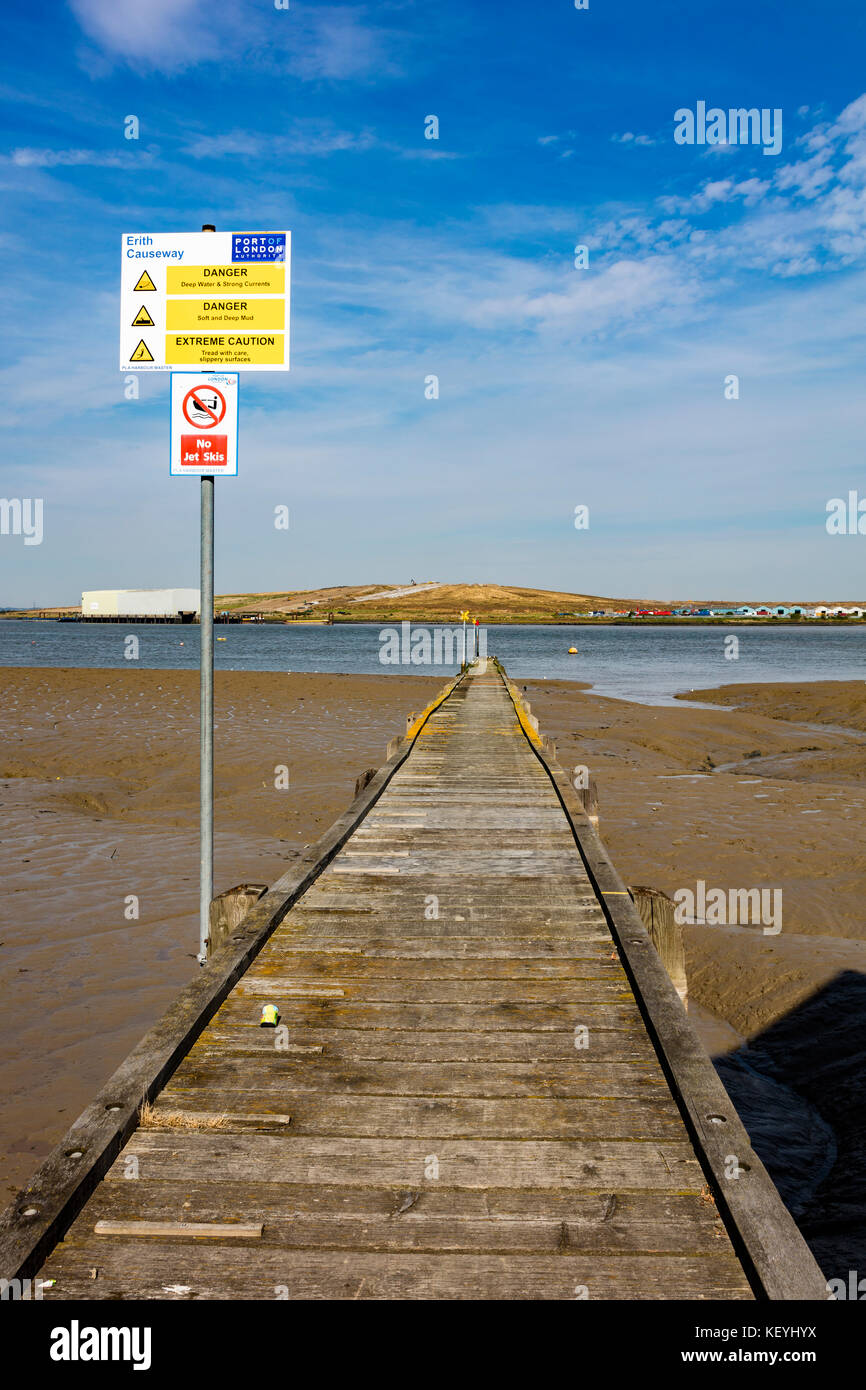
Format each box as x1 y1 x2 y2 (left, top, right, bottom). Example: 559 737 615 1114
120 231 290 372
170 373 238 476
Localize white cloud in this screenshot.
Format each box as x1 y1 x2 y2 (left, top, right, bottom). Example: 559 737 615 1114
183 122 379 160
612 131 656 146
69 0 208 72
8 146 150 168
660 177 770 214
68 0 404 80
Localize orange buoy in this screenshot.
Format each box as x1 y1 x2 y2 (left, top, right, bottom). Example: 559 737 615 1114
568 646 578 654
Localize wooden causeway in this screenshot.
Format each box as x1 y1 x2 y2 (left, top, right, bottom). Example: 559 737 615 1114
22 666 827 1299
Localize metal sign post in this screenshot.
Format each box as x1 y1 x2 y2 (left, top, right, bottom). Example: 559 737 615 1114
198 471 214 963
198 223 215 965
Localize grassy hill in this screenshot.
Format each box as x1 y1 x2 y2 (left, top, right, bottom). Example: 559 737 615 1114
213 582 650 623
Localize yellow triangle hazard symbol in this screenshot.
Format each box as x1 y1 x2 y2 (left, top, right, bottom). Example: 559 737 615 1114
131 304 155 327
133 271 157 292
130 339 154 362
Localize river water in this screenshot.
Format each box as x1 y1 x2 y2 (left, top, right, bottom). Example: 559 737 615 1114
2 619 864 705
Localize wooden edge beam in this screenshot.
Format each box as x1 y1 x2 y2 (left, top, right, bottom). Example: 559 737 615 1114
0 668 467 1284
493 658 829 1303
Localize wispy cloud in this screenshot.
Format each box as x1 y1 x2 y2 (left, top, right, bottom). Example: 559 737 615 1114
69 0 209 73
68 0 406 80
182 122 379 160
7 146 154 168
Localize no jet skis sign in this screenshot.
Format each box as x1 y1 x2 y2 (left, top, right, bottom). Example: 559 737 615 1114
169 373 238 476
120 230 291 372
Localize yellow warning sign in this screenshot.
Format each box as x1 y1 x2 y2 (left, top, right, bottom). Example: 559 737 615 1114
165 298 285 332
122 231 290 370
165 334 285 366
166 265 284 296
130 339 155 362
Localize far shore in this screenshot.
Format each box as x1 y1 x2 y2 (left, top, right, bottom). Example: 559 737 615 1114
3 613 866 626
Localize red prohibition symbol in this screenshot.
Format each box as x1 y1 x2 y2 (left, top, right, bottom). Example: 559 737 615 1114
182 384 227 430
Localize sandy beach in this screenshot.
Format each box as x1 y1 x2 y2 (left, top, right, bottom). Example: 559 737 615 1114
525 677 866 1038
2 667 865 1273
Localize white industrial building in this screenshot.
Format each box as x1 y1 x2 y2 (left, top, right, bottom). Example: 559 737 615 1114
81 588 201 618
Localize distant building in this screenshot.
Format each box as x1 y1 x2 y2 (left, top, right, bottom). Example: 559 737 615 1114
81 588 200 618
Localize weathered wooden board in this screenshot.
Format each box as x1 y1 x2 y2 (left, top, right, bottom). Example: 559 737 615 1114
234 977 634 1003
39 1246 752 1301
57 1182 731 1254
142 1091 686 1140
210 1000 640 1030
166 1057 667 1098
240 954 625 979
194 1027 662 1064
106 1132 705 1190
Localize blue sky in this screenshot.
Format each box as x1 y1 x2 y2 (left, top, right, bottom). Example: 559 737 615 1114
2 0 866 604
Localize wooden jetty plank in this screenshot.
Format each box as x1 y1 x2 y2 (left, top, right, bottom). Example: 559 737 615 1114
140 1091 686 1140
267 937 616 957
161 1056 669 1099
239 955 627 980
100 1132 706 1190
196 1027 663 1064
57 1182 732 1255
3 662 829 1299
209 999 641 1030
39 1246 753 1302
235 976 634 1003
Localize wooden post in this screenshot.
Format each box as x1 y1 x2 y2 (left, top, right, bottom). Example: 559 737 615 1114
207 883 268 960
578 775 599 828
628 885 687 1009
354 768 377 798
